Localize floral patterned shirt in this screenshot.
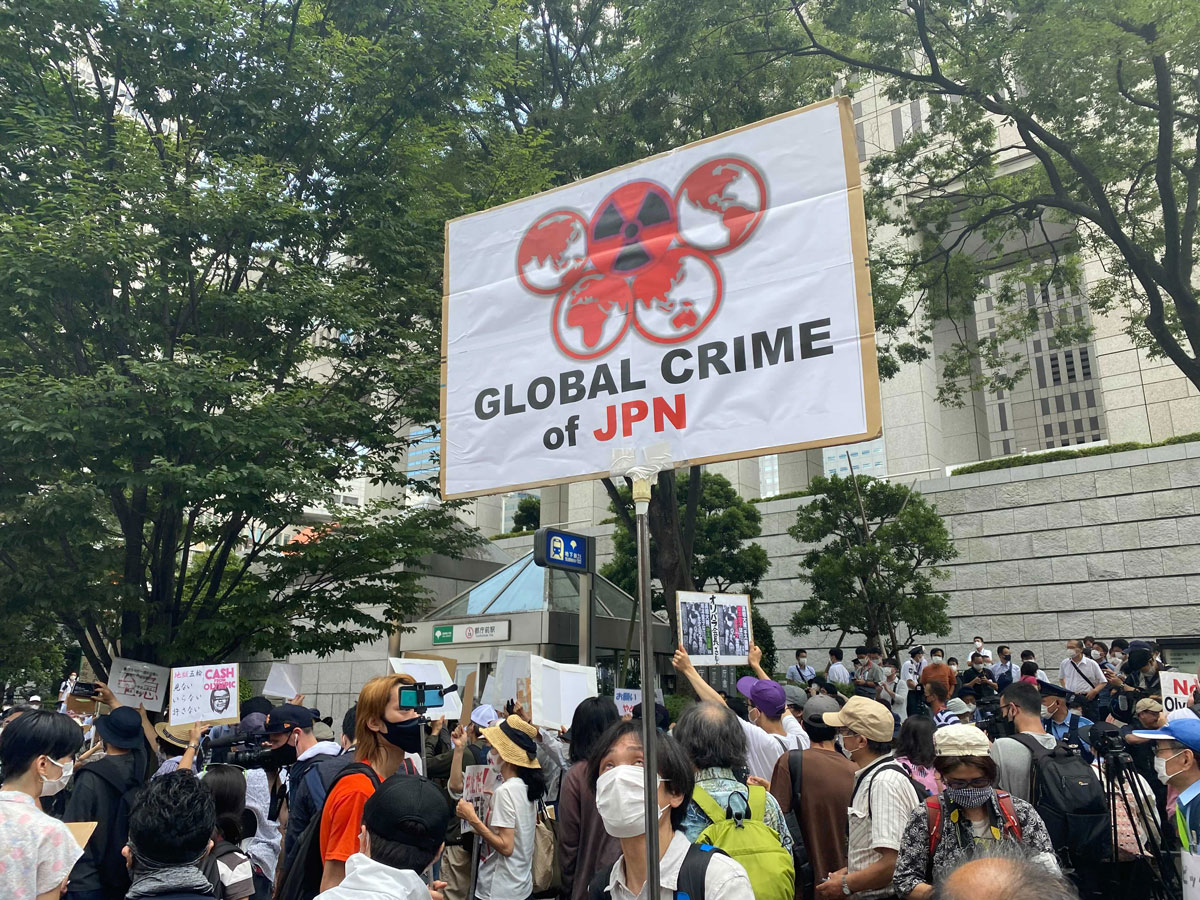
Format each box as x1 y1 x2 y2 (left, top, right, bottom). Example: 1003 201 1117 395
891 791 1059 897
0 790 84 900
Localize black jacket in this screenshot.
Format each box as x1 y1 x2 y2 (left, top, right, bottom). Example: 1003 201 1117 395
65 751 147 897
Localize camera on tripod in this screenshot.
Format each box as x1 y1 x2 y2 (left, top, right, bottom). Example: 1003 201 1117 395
973 695 1013 741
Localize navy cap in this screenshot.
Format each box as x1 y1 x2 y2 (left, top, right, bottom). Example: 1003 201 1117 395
263 703 314 734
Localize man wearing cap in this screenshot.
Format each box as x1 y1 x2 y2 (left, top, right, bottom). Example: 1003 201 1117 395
901 647 926 718
1041 682 1094 762
315 774 451 900
1133 717 1200 852
272 702 344 872
769 694 858 896
672 643 807 781
64 684 153 900
816 696 922 900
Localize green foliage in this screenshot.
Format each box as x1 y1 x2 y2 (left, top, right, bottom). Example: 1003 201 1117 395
601 472 770 610
512 497 542 533
773 1 1200 399
787 475 955 659
662 692 691 727
950 433 1200 475
490 529 536 540
0 0 525 671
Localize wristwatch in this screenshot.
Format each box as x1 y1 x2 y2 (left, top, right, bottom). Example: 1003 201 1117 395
188 742 200 750
841 874 851 896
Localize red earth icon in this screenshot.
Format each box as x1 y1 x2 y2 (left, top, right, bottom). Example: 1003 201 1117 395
517 210 590 295
553 272 634 360
631 248 723 344
674 158 766 255
588 181 678 275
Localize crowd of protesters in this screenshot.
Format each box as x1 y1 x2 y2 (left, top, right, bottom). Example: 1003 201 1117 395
0 632 1193 900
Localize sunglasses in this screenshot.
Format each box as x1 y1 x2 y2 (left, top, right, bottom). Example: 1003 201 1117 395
944 777 991 789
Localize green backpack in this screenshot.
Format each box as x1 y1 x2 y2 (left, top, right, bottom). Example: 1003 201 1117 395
693 785 795 900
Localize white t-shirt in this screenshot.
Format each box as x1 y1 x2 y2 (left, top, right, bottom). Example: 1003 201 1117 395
739 719 806 781
1060 656 1104 693
475 776 536 900
828 662 852 684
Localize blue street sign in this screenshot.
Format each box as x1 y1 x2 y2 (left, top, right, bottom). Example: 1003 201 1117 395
533 527 593 573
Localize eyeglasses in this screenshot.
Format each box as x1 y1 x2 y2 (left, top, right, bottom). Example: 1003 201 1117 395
944 777 992 789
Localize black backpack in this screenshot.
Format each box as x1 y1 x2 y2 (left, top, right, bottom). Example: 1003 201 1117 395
82 762 146 899
275 760 381 900
780 750 815 900
587 842 727 900
1011 734 1110 863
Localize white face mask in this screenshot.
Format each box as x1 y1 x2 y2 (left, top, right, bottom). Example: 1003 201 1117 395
932 656 943 663
797 658 807 666
1091 649 1103 661
972 663 983 671
595 765 668 838
949 664 959 674
1155 751 1186 785
1040 705 1051 719
1111 651 1124 662
40 757 74 797
974 641 983 649
966 704 977 715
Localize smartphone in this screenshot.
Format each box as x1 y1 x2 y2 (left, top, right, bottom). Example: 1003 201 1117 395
71 682 99 698
399 687 445 709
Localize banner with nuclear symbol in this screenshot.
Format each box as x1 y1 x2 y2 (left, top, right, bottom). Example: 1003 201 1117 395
441 97 880 498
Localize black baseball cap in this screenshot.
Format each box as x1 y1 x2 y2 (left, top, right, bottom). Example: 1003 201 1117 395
263 703 314 734
363 774 452 849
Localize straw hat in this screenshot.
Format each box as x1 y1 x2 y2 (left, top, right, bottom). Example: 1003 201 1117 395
155 721 194 749
481 714 541 769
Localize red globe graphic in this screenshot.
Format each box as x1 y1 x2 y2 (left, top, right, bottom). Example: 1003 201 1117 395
516 210 589 295
552 273 633 360
674 158 766 255
587 181 678 275
632 248 723 344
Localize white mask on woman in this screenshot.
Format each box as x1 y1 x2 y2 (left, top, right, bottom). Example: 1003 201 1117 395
595 765 669 838
40 757 74 797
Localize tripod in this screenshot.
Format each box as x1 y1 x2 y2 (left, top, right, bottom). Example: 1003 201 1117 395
1096 748 1178 900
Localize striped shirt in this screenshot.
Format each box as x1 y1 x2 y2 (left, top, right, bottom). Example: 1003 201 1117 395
847 754 922 900
933 708 959 729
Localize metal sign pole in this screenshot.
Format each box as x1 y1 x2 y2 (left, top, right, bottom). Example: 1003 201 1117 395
579 568 593 666
633 477 660 894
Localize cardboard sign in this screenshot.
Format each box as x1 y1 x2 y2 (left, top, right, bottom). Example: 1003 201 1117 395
480 649 532 712
677 591 753 666
66 822 98 850
441 98 880 499
109 657 170 713
530 656 598 730
1183 849 1200 900
65 695 98 717
461 671 477 711
401 651 459 679
262 662 302 699
389 657 462 719
1164 672 1199 715
461 764 504 836
169 663 240 726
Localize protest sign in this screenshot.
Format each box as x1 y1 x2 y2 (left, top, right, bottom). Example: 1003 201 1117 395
389 657 462 719
401 650 459 679
1184 850 1200 900
109 657 170 713
1163 672 1199 715
530 656 598 730
65 695 97 717
66 822 98 850
461 764 503 836
677 591 752 666
481 649 532 712
461 671 477 710
613 687 665 717
262 663 302 699
442 97 880 499
170 663 240 726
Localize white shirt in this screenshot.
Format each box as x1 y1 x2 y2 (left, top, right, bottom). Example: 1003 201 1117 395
475 776 536 900
991 660 1017 682
847 755 922 900
900 659 923 690
0 790 84 900
781 713 813 747
315 852 431 900
607 830 753 900
1060 656 1104 693
786 664 815 683
827 662 852 685
739 718 806 781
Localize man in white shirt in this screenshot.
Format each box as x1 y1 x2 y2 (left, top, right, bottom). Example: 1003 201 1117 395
900 646 925 718
991 645 1017 686
672 644 807 781
827 647 852 685
1059 639 1105 702
786 649 816 685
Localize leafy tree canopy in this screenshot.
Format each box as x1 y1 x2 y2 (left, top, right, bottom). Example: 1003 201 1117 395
0 0 538 672
787 474 955 659
512 496 542 533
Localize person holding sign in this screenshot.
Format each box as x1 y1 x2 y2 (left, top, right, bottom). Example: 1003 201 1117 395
0 709 86 900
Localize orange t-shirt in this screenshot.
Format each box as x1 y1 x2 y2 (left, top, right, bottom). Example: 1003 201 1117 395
319 773 377 863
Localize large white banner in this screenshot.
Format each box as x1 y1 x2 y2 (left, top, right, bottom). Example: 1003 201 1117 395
442 98 880 498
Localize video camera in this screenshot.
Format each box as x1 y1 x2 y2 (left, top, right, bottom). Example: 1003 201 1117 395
974 695 1013 741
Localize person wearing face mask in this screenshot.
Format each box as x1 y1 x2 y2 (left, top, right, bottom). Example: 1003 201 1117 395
586 721 754 900
958 654 997 702
316 674 422 893
891 725 1058 899
929 649 944 665
122 770 218 900
1131 717 1200 853
988 684 1055 803
315 774 452 900
0 709 85 900
901 647 926 719
1038 684 1093 763
816 697 923 900
970 638 992 664
1058 639 1105 714
787 649 815 686
1018 650 1048 683
879 658 906 722
271 703 343 874
990 646 1015 691
827 648 852 686
1107 644 1163 719
924 680 957 730
454 714 546 900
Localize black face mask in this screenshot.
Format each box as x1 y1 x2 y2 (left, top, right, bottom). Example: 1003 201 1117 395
265 741 298 767
382 717 424 753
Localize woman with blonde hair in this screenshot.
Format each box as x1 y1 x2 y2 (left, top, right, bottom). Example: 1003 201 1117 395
453 713 546 900
317 673 420 892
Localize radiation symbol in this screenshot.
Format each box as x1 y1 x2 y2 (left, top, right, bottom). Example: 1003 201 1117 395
674 158 766 255
517 210 590 295
587 181 677 275
632 248 723 344
552 272 633 360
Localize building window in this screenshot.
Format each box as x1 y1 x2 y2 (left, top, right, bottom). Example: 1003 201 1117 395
1065 350 1076 382
1036 357 1047 388
910 99 923 132
1070 392 1080 410
1050 354 1062 385
1080 348 1092 379
1044 424 1054 438
1074 419 1084 433
891 108 904 147
1086 389 1096 407
1040 398 1051 416
1055 395 1065 413
998 403 1008 431
1090 416 1100 431
855 122 866 161
1003 439 1012 454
